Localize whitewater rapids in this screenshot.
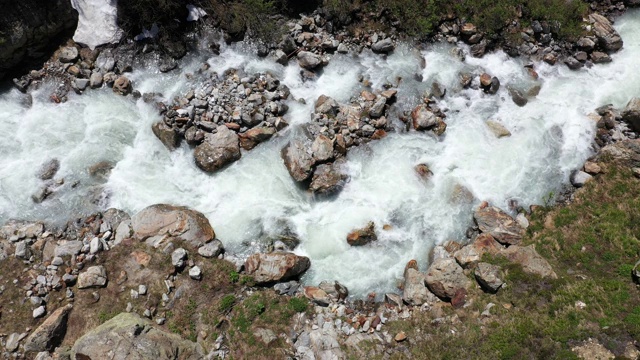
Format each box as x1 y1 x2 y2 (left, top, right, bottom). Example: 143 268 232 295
1 12 639 296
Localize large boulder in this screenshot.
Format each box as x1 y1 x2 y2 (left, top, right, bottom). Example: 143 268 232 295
402 261 431 306
70 0 123 50
474 204 525 245
297 51 323 70
425 257 472 300
152 122 181 151
371 38 395 53
309 163 348 197
23 304 73 352
474 263 504 293
589 13 623 52
499 245 557 279
71 312 204 359
622 98 640 133
244 252 311 284
131 204 215 249
282 140 316 182
194 126 241 173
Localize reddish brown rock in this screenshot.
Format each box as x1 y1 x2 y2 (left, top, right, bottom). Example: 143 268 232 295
346 222 377 246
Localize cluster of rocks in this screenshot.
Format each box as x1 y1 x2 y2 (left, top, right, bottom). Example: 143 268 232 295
266 14 397 73
152 70 291 172
12 44 135 102
281 89 398 196
562 14 623 69
399 202 556 309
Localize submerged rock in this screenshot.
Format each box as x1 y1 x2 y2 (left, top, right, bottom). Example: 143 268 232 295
37 159 60 180
346 222 377 246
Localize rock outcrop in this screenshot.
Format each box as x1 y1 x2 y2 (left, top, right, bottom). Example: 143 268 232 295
0 0 77 80
71 312 205 359
23 304 73 353
131 204 215 249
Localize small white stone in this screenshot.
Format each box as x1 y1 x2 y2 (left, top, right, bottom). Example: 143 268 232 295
33 306 46 319
138 284 147 295
130 290 139 299
189 266 202 280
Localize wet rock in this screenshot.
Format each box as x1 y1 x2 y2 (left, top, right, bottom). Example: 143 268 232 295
315 95 339 116
474 205 525 245
589 13 623 52
24 304 73 353
298 51 323 70
37 159 60 180
474 262 504 293
131 204 215 249
591 51 612 64
152 122 181 151
415 163 433 180
244 252 311 284
89 72 103 88
622 98 640 132
411 105 439 131
565 56 583 70
486 120 511 138
71 312 204 359
454 233 503 268
78 265 107 289
500 245 557 278
311 135 334 162
346 222 376 246
425 257 472 300
238 127 276 150
194 126 241 173
508 88 528 107
112 76 132 95
371 38 395 53
282 140 315 182
197 239 224 258
309 163 348 197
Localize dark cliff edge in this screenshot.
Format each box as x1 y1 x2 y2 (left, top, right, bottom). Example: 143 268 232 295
0 0 77 82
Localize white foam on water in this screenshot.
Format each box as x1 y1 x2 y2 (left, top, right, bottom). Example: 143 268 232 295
1 11 640 296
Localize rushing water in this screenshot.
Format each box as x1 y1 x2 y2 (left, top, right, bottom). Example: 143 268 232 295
1 12 640 296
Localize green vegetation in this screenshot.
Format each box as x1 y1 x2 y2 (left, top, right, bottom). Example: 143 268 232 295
373 0 587 39
382 162 640 359
288 297 309 312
